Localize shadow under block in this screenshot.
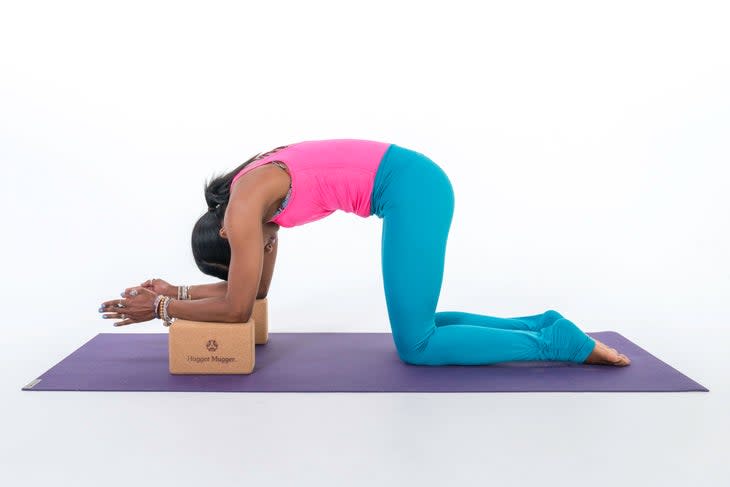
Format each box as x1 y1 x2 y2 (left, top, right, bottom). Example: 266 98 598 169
169 318 255 374
253 297 268 345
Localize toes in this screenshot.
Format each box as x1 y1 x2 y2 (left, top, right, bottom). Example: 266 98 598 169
613 354 630 366
584 342 631 366
584 341 631 366
601 344 620 359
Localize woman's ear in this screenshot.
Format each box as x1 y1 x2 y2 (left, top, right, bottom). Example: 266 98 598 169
219 227 228 240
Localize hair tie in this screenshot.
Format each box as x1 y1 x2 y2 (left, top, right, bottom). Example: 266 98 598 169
208 204 220 212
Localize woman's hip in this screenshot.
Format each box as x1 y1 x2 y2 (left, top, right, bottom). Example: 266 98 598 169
370 143 454 219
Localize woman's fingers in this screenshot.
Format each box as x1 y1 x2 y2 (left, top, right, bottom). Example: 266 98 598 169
113 318 136 327
100 310 139 326
99 311 135 326
99 299 128 324
100 286 157 326
121 287 141 297
141 278 164 287
100 299 126 311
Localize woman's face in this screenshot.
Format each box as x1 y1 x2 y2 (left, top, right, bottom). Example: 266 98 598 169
218 222 279 253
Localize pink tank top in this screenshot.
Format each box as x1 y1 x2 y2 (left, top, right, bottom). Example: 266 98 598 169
230 139 392 228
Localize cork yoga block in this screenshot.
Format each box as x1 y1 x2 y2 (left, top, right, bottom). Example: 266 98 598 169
253 297 269 345
169 318 255 375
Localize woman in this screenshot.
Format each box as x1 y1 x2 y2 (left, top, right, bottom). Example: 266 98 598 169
99 139 630 366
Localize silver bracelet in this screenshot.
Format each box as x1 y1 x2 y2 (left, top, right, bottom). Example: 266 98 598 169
177 285 191 300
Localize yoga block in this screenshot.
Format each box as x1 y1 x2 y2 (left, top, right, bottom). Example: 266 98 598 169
169 318 255 374
253 297 269 345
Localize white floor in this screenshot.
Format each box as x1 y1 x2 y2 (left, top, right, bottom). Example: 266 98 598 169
2 325 727 487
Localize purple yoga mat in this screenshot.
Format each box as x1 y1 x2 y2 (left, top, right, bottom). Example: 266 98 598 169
21 331 708 393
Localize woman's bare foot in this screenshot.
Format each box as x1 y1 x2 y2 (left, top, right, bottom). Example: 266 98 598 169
584 338 631 366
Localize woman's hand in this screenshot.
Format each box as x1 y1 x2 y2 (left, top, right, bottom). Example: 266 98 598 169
138 278 177 297
99 286 158 327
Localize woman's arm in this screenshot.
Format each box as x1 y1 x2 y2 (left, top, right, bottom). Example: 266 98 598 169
167 202 263 323
180 281 227 299
257 237 278 299
176 237 277 300
166 295 241 322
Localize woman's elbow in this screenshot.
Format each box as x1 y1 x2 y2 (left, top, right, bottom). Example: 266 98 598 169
227 307 252 324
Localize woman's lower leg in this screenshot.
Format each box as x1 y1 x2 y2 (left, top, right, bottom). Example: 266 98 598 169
434 309 566 332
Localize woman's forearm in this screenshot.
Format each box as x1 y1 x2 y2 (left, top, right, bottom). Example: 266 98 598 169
182 281 228 299
167 295 245 323
174 236 277 302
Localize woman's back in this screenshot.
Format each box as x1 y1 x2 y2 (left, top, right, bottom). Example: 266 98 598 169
230 139 392 227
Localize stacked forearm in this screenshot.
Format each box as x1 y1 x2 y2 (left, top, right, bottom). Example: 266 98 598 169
178 238 277 301
165 236 277 325
180 282 227 299
167 296 248 323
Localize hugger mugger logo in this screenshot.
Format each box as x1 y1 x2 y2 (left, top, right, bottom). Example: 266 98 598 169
184 338 236 364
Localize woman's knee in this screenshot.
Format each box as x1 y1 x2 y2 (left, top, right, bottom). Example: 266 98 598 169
543 309 565 326
396 347 431 366
392 326 436 365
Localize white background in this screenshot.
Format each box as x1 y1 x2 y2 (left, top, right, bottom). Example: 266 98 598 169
1 1 728 486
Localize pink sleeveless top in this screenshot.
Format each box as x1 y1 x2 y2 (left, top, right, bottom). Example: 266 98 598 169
230 139 392 228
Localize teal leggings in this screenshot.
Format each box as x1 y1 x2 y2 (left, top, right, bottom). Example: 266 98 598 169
369 144 597 366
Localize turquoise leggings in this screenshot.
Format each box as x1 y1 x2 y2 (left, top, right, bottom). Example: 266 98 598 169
369 144 597 366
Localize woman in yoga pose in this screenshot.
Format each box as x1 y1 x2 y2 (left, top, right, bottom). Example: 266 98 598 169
100 139 630 366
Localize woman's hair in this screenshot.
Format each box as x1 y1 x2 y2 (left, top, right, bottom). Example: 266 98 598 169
191 145 290 280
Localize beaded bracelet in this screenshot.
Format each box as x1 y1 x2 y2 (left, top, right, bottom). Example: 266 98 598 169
157 296 167 325
155 295 169 325
157 296 166 321
161 296 175 327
